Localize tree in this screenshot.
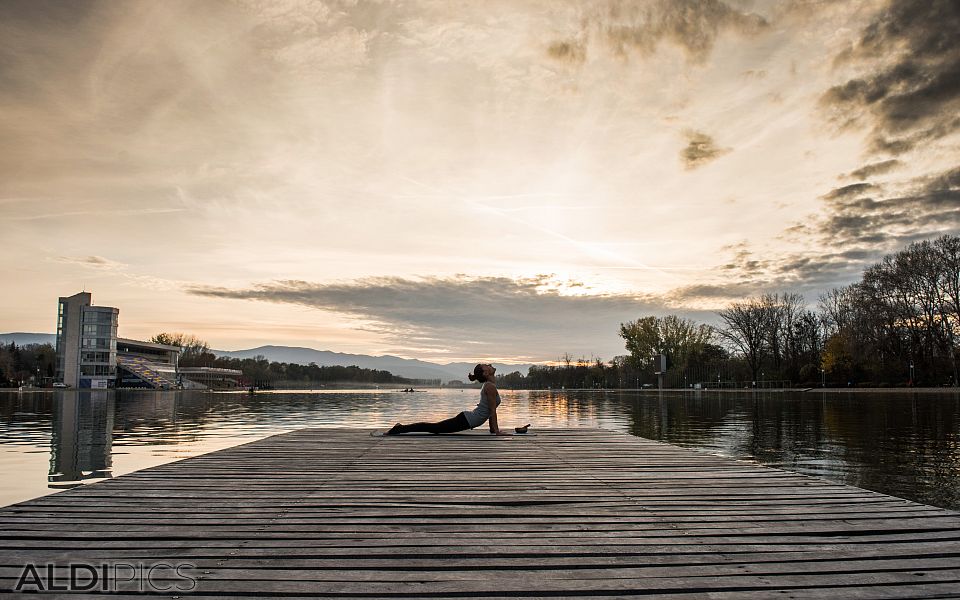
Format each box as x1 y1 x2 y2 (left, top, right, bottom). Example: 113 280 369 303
814 235 960 385
767 293 806 378
0 343 14 386
935 235 960 384
789 311 824 381
150 333 212 366
822 333 854 383
717 296 776 383
619 315 714 374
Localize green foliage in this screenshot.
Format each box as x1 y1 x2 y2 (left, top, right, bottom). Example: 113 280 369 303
149 333 211 366
619 315 714 373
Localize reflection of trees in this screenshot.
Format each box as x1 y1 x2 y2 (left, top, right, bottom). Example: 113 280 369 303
616 389 960 510
49 392 113 487
624 391 752 450
820 393 960 509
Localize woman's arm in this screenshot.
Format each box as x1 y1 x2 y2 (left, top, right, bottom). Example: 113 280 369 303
485 383 510 435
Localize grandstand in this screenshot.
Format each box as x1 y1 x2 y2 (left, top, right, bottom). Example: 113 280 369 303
115 339 180 389
115 338 242 390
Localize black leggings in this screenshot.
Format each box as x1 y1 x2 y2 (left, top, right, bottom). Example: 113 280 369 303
391 412 471 434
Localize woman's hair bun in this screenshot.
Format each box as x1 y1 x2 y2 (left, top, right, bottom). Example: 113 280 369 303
471 363 486 383
467 373 476 381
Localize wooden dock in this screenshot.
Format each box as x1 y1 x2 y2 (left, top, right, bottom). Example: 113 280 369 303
2 428 960 598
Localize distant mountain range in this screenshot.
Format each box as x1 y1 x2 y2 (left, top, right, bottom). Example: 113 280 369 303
0 333 532 382
212 346 533 382
0 332 56 346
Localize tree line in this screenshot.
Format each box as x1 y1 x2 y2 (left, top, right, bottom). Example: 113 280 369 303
497 235 959 389
0 338 420 388
148 333 423 387
0 343 56 387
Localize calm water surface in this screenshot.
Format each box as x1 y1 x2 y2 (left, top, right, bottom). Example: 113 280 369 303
1 388 959 510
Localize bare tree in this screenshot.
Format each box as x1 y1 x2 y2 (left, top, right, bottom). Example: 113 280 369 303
718 297 776 383
766 292 805 376
819 286 855 335
935 235 960 384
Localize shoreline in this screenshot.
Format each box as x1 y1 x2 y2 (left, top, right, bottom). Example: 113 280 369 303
3 386 958 394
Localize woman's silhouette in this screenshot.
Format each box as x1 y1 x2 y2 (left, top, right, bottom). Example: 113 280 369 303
386 363 527 435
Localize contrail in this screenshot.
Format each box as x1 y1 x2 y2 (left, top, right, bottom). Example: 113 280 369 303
400 175 699 276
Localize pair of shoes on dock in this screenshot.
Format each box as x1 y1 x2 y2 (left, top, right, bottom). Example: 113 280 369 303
515 424 530 434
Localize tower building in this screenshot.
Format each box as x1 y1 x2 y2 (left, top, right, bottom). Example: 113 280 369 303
55 292 118 389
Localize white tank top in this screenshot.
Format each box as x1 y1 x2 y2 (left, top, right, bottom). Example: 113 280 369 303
462 382 501 428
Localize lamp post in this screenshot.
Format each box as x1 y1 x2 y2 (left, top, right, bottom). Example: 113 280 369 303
910 362 915 386
821 368 825 388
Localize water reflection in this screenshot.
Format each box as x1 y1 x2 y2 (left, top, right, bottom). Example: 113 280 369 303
49 392 113 488
0 388 959 511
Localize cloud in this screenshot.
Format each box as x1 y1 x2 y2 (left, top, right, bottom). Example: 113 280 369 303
741 69 767 80
547 39 587 64
843 159 901 181
187 275 671 360
821 182 879 200
545 0 768 65
666 245 884 305
55 255 126 270
924 166 960 193
819 0 960 155
234 0 375 71
681 130 730 169
814 165 960 248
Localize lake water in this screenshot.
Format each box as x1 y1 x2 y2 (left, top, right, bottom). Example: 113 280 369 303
1 388 959 511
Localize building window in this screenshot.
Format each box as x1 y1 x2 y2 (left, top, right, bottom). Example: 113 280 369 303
82 323 113 337
80 364 114 376
82 310 116 324
81 351 112 363
81 337 111 349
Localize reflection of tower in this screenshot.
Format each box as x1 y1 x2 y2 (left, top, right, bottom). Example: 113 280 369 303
49 392 114 488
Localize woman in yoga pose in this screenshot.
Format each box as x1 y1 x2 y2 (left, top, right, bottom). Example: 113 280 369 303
386 363 527 436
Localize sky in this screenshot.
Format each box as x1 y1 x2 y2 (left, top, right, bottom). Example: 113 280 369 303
2 0 958 364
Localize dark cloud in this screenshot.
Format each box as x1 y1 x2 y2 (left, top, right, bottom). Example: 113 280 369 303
844 159 901 181
820 0 960 155
547 40 586 64
668 244 883 305
681 130 730 169
546 0 768 65
815 165 960 248
742 69 767 79
188 275 669 361
924 166 960 193
821 182 879 200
